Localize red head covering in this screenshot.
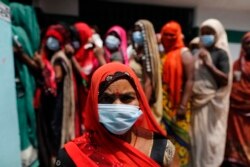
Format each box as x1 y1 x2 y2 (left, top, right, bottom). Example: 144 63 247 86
161 21 185 108
104 25 129 65
43 24 70 51
65 62 165 166
74 22 93 45
84 62 165 133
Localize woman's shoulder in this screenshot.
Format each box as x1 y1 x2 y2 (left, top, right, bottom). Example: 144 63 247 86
180 47 193 65
181 47 190 54
135 127 175 166
151 132 175 167
213 47 228 56
55 148 76 167
55 134 91 167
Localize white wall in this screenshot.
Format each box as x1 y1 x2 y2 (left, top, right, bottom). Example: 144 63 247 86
229 43 241 62
195 7 250 31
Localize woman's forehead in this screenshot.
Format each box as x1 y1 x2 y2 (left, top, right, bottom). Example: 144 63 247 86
134 25 142 31
201 26 216 34
104 79 135 93
108 31 120 39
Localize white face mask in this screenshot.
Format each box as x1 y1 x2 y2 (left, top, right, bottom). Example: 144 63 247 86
200 35 215 47
132 31 144 46
105 35 120 50
46 37 60 51
98 104 142 135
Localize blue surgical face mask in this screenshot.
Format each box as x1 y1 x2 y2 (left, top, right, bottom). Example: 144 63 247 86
105 35 120 50
46 37 60 51
72 40 80 50
200 35 215 47
132 31 144 46
98 104 142 135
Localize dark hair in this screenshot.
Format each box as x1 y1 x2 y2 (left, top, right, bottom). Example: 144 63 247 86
69 25 80 42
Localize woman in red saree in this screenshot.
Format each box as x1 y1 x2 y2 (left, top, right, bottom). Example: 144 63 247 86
69 22 103 136
223 32 250 167
55 62 178 167
37 24 75 167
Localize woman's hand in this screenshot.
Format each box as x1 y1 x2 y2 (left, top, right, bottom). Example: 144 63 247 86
176 105 186 120
34 52 44 69
93 46 104 58
199 49 212 67
94 47 106 65
64 44 75 59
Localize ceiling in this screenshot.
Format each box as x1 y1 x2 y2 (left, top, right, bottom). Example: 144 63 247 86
105 0 250 11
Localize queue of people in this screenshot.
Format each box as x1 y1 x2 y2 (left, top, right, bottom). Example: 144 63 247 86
9 2 250 167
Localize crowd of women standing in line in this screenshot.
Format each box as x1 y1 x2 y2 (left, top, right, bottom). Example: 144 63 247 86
11 2 250 167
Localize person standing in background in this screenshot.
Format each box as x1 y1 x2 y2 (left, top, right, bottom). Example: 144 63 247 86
129 19 163 124
71 22 102 84
10 2 41 167
36 24 75 167
68 22 103 136
191 18 232 167
223 32 250 167
102 25 129 65
188 37 200 56
160 21 194 167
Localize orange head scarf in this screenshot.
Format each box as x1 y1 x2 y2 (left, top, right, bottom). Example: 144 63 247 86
161 21 185 108
65 62 166 166
161 21 184 52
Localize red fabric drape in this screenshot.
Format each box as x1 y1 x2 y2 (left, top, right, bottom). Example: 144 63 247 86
73 22 99 82
230 32 250 112
225 32 250 165
36 24 69 103
73 22 98 137
65 62 166 166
